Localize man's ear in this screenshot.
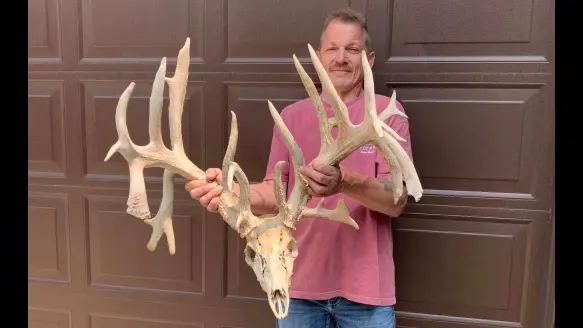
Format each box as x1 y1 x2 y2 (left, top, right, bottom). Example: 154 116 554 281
367 50 376 69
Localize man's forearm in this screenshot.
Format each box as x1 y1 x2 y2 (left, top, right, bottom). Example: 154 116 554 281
230 180 280 216
340 169 407 217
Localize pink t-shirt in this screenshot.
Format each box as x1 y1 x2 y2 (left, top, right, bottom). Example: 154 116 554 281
262 91 413 306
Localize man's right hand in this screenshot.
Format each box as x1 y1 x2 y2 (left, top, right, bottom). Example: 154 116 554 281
185 168 223 213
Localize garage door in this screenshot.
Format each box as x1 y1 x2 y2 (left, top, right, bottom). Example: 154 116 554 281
28 1 555 327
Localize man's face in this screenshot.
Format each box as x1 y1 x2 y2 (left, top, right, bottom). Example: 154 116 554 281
317 20 375 94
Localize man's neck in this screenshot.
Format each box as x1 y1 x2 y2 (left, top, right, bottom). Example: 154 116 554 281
322 84 363 105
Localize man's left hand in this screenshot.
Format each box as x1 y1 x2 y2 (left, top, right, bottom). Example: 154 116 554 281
298 159 344 196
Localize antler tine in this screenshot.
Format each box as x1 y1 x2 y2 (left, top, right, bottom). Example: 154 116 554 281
104 81 152 219
291 54 333 149
266 101 309 228
165 38 190 155
298 198 358 229
374 90 408 143
273 161 290 217
379 90 408 121
358 51 423 202
306 44 358 139
143 58 178 254
143 169 177 254
218 111 260 237
148 57 168 146
327 91 407 143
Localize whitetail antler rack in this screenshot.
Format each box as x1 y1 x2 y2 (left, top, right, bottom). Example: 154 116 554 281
104 38 423 319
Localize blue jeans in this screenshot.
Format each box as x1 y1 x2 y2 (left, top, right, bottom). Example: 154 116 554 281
276 297 395 328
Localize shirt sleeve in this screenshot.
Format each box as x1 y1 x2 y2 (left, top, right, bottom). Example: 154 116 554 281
375 100 414 181
263 111 291 183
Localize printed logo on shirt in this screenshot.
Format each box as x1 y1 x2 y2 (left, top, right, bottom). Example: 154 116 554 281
360 144 376 154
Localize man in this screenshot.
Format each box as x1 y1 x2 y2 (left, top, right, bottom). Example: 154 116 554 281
185 8 413 328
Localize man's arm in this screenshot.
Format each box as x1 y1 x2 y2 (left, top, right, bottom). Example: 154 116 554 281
298 161 408 217
229 180 284 216
341 170 407 217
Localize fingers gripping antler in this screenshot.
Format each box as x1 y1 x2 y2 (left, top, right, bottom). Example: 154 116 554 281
296 44 423 204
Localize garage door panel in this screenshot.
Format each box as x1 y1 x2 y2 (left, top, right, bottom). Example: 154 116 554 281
77 0 205 69
393 210 546 325
88 314 203 328
28 281 75 316
28 192 71 284
28 80 67 178
28 0 62 64
76 294 274 328
82 192 205 295
385 82 552 210
378 0 553 74
28 308 71 328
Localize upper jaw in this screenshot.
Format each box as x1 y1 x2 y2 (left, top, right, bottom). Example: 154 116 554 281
268 288 290 319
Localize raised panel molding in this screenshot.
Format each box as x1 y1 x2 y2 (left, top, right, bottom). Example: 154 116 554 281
380 82 552 210
393 210 548 327
28 192 70 284
78 0 205 66
28 80 67 178
84 194 205 295
28 0 62 63
28 308 71 328
384 0 552 70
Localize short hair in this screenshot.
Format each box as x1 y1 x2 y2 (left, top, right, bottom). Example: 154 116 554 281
319 8 372 52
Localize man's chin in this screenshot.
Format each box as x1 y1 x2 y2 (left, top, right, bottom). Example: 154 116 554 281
330 71 351 79
329 79 352 92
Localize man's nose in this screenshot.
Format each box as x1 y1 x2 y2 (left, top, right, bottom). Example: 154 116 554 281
333 48 348 63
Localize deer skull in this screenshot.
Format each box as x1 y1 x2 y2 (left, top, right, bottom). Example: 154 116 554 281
243 224 297 317
104 37 423 319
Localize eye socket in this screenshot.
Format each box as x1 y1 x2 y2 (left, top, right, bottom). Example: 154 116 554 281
287 240 298 257
244 246 257 261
